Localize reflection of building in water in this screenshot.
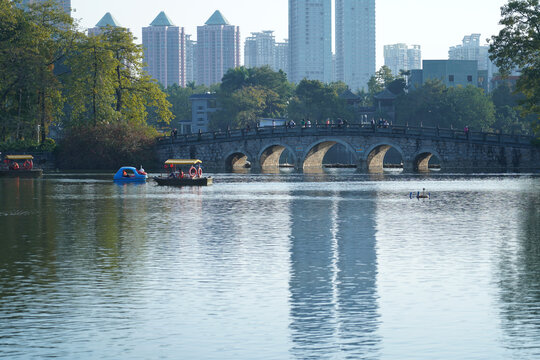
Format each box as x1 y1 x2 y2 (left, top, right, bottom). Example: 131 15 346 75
288 190 380 358
498 197 540 355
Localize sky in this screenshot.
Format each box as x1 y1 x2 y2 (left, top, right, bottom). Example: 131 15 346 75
71 0 509 69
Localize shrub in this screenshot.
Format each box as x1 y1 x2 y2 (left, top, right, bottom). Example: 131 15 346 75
56 123 159 170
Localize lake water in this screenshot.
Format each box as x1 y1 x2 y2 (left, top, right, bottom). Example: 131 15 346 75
0 171 539 359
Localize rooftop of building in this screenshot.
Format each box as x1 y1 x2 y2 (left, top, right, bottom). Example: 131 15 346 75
150 11 175 26
205 10 230 26
96 12 121 28
374 88 398 100
189 93 217 100
339 89 360 101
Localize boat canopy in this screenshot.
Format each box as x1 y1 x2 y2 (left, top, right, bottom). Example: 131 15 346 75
5 155 34 160
164 159 202 165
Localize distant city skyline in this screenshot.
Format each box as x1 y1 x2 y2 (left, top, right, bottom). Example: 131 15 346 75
71 0 508 70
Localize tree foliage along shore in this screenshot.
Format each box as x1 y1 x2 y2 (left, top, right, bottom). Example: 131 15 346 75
0 0 172 166
489 0 540 136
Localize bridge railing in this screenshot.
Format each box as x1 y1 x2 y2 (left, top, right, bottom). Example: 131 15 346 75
157 123 535 146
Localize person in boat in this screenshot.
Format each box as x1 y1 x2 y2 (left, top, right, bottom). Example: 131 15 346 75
137 165 146 175
421 188 427 197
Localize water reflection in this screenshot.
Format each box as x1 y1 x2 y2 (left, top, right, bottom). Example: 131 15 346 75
288 188 380 359
1 175 540 359
498 193 540 356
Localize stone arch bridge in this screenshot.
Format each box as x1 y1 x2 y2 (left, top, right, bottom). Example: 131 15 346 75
155 124 539 172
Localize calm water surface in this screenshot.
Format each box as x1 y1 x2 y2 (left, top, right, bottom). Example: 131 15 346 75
0 171 539 359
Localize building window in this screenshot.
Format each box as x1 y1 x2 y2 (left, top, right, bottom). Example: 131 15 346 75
449 75 454 82
467 75 473 82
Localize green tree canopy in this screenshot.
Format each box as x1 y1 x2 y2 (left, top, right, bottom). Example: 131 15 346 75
0 0 76 142
395 80 495 131
211 66 292 130
367 66 396 97
287 80 352 123
65 27 172 128
489 0 540 134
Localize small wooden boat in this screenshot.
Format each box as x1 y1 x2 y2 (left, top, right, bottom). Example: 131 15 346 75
154 159 212 187
0 155 43 178
113 166 148 182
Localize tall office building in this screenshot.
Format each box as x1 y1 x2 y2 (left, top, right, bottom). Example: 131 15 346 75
288 0 332 84
196 10 240 86
275 40 289 75
335 0 375 90
20 0 71 16
88 13 122 37
449 33 495 80
142 12 186 88
384 43 421 75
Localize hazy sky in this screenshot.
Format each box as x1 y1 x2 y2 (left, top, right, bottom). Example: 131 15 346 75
71 0 508 68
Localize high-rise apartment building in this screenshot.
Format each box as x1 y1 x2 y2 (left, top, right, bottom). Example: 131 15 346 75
244 31 276 69
275 40 289 75
335 0 375 90
142 12 186 88
384 43 421 75
288 0 332 84
448 34 496 80
185 35 197 84
88 13 122 37
21 0 71 16
196 10 240 86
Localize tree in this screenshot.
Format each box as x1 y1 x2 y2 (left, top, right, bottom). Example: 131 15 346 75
489 0 540 134
395 80 495 130
0 0 76 142
65 27 172 128
367 66 396 96
211 66 292 130
491 83 536 134
287 80 351 123
446 85 496 131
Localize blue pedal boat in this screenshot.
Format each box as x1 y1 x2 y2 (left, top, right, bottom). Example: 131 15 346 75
113 166 148 182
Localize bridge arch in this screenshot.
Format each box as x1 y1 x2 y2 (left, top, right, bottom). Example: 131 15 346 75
302 138 358 169
259 143 298 169
364 142 405 173
413 148 443 172
225 150 251 171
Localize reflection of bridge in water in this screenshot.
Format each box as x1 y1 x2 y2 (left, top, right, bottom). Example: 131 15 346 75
156 124 539 172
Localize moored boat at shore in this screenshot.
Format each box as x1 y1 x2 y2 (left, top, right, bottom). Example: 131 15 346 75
0 155 43 178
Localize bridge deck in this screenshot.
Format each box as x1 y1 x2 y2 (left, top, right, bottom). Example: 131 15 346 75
159 124 534 147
